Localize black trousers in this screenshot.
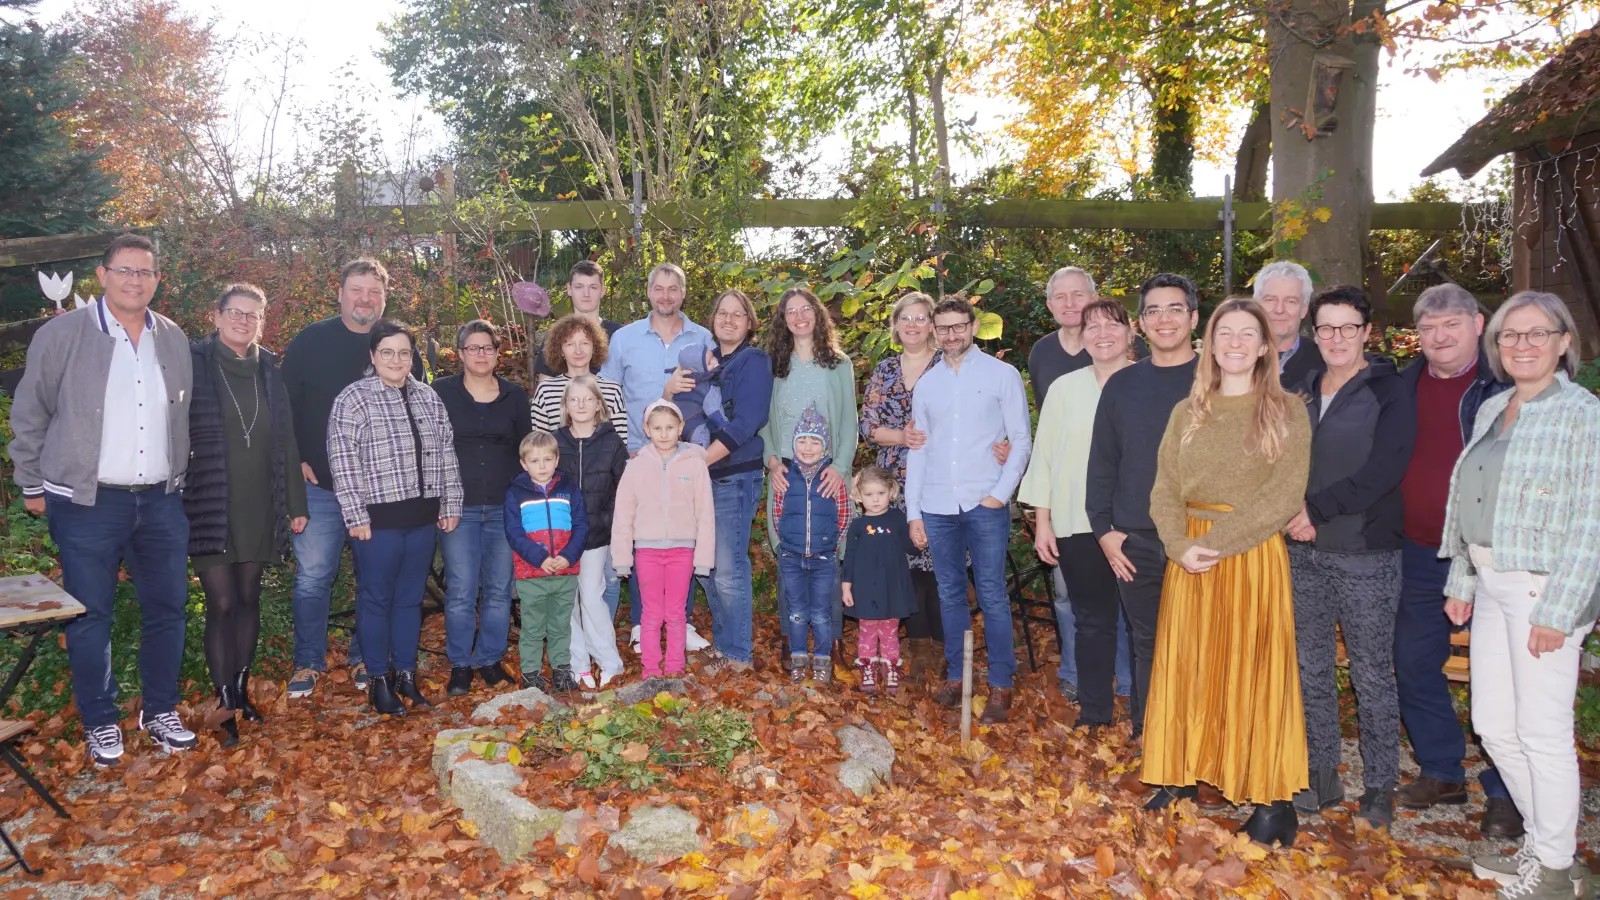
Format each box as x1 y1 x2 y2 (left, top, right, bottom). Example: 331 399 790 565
903 569 945 643
1058 533 1122 726
1113 528 1167 736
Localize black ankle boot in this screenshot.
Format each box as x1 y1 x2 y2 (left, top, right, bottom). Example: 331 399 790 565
1238 801 1298 848
368 673 407 716
447 666 475 696
1144 784 1199 811
234 669 263 723
215 685 240 748
393 669 432 708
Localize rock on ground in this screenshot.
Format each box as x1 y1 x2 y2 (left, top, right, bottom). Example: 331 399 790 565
610 804 703 863
835 723 895 797
613 677 687 705
447 759 565 863
471 686 570 723
721 803 789 848
432 727 518 789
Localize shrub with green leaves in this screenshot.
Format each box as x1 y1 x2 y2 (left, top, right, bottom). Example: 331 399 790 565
518 692 757 789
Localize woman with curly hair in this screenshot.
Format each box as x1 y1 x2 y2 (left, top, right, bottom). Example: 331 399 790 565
758 287 857 670
1141 297 1312 849
530 314 628 442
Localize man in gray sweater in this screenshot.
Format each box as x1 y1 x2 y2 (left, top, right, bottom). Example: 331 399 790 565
10 234 198 767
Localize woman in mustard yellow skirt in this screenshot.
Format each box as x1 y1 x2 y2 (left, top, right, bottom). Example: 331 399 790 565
1140 297 1313 847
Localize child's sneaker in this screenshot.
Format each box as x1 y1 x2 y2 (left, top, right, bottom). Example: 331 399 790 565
857 658 877 695
882 658 901 695
629 625 641 655
576 671 597 690
551 665 578 694
812 655 833 685
789 654 809 684
520 671 549 692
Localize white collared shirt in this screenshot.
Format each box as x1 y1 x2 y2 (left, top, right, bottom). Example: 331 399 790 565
95 299 170 485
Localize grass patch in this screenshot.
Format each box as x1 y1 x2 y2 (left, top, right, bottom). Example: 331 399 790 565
518 691 757 789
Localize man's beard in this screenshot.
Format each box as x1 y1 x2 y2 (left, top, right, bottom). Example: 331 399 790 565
350 307 380 326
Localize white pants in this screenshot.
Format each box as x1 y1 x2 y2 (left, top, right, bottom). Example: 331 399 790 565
1467 546 1593 869
569 547 623 678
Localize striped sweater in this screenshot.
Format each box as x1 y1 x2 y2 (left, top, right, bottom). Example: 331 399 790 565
1441 373 1600 633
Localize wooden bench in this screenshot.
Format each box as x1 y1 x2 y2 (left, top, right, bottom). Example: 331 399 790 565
1335 627 1471 682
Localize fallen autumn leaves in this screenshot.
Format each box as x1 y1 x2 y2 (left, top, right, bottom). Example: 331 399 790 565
0 615 1512 897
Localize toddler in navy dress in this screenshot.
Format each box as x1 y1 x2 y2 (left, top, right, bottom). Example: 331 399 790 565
841 466 918 695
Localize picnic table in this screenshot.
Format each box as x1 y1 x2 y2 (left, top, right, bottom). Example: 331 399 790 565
0 573 83 874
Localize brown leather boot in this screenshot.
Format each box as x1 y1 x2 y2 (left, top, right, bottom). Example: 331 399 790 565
978 688 1013 724
1197 783 1231 811
904 638 933 681
933 680 963 708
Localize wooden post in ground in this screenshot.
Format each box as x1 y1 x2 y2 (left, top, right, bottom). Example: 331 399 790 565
960 630 974 745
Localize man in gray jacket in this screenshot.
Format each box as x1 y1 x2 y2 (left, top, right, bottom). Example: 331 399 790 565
10 233 197 767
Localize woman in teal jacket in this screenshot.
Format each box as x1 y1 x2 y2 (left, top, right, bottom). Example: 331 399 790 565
1441 290 1600 898
759 288 856 669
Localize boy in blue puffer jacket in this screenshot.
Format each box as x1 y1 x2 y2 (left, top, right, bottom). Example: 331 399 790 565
772 405 850 684
504 430 589 694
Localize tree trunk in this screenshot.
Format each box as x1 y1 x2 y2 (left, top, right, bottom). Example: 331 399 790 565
1233 99 1271 203
1268 0 1378 286
927 58 951 201
1150 93 1196 200
906 75 921 199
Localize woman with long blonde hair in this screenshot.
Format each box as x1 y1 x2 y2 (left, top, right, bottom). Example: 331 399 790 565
1141 297 1312 848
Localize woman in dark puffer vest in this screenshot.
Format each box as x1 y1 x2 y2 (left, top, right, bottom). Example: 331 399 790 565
185 283 308 746
555 376 630 688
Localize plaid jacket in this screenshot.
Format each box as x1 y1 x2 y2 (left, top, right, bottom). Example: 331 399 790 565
1442 373 1600 634
327 375 464 528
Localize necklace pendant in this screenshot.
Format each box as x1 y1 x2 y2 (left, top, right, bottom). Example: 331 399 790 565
244 434 251 448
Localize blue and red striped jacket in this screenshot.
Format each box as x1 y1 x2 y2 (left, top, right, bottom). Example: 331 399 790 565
504 471 589 579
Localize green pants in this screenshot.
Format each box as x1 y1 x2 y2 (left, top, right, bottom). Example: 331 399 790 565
516 576 578 673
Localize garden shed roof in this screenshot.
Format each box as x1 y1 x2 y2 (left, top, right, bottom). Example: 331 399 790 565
1422 22 1600 178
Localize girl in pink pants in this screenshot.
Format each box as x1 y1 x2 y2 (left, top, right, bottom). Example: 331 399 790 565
611 401 716 679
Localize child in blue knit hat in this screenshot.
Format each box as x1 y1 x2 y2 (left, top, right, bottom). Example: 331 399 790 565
771 404 850 684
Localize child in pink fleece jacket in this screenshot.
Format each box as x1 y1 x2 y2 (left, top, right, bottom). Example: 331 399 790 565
611 400 716 678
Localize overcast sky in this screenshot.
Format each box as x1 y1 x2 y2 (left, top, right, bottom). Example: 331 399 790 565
28 0 1542 203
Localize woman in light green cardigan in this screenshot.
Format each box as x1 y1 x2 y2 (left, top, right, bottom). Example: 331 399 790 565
759 288 857 667
1440 290 1600 897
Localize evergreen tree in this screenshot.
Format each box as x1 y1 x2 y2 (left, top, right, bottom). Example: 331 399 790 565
0 1 117 238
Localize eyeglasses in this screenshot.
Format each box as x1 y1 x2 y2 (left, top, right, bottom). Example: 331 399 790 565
106 266 158 281
897 313 929 325
784 305 816 320
461 344 497 356
933 322 971 336
1314 323 1366 340
373 348 409 362
1141 305 1189 321
568 395 599 406
220 308 262 324
1496 327 1563 348
714 309 749 320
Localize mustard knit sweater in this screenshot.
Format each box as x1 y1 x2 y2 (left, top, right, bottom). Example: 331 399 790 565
1150 393 1312 562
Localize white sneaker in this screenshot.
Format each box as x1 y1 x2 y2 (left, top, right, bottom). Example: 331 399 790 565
86 723 124 767
630 625 641 654
138 710 198 752
598 669 622 688
577 671 597 690
684 623 710 652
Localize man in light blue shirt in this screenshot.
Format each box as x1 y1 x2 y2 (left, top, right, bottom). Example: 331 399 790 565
906 297 1032 723
599 264 711 452
598 263 712 649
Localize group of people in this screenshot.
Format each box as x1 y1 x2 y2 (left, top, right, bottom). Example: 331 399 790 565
11 235 1600 900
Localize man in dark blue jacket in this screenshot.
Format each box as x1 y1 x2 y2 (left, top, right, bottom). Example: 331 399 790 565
1392 283 1520 840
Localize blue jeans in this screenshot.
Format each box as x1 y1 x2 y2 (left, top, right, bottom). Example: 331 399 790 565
1396 536 1509 797
292 483 361 671
779 550 838 653
697 470 762 663
1053 566 1132 696
926 504 1016 689
47 488 190 729
349 525 435 675
438 504 514 667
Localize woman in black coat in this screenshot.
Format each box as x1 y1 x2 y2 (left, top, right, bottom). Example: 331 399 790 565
185 284 307 746
555 375 630 688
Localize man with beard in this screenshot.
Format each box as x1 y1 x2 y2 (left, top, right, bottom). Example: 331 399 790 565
283 258 426 700
1085 273 1200 740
